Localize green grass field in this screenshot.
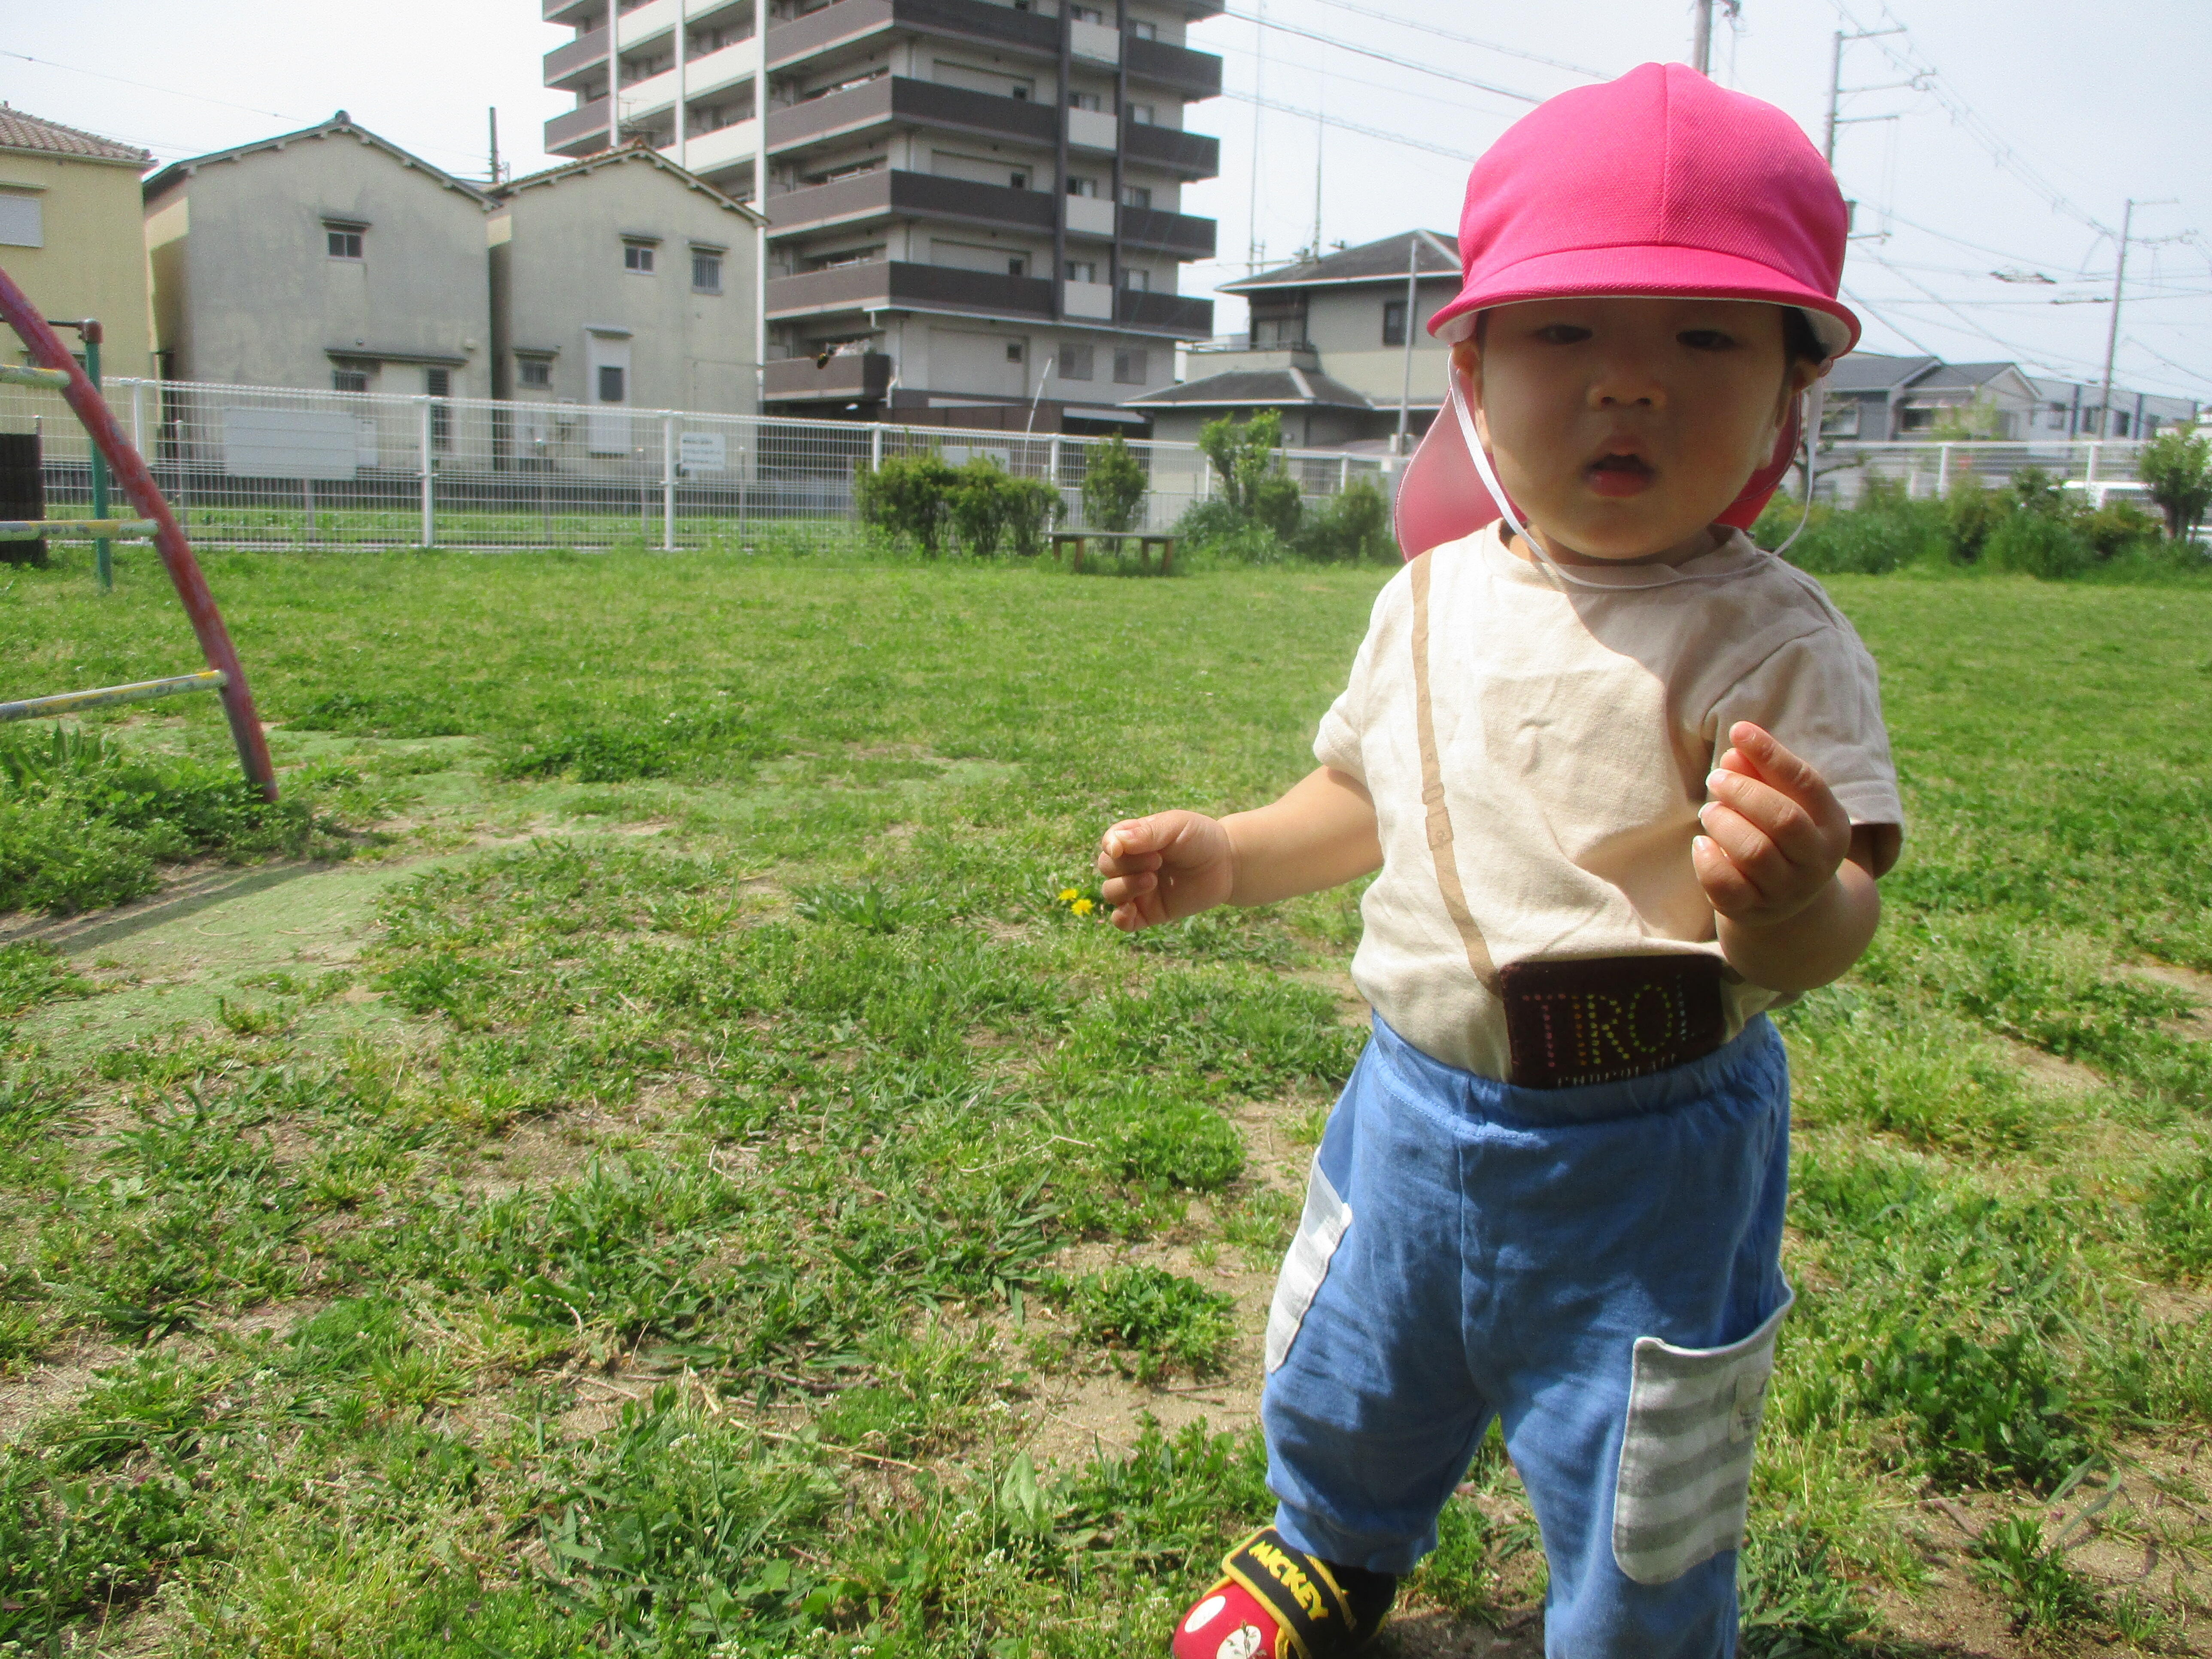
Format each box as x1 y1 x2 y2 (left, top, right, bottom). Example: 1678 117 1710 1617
2 543 2210 1657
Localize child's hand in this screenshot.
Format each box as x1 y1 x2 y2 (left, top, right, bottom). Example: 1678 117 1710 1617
1097 811 1236 931
1692 722 1853 928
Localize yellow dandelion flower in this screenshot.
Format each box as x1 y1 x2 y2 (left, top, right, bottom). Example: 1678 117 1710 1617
1057 887 1081 903
1072 897 1096 917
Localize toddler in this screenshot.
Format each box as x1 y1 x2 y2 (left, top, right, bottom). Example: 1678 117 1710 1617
1096 63 1903 1659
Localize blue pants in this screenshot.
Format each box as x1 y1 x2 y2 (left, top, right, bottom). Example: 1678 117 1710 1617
1260 1014 1793 1659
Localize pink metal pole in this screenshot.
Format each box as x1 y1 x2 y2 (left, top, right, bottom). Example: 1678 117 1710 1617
0 263 277 799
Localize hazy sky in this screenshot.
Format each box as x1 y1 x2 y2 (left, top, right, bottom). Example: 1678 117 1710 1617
7 0 2207 402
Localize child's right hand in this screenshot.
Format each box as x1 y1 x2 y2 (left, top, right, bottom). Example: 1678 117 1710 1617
1097 812 1236 931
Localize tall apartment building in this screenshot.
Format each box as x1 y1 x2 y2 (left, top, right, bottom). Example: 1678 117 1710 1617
541 0 1222 431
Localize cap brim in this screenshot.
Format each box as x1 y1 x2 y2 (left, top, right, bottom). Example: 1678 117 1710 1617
1428 244 1859 359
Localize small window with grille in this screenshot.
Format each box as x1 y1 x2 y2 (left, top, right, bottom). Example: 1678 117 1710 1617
623 240 657 273
692 250 723 292
518 357 553 388
1061 343 1095 381
332 367 369 392
1382 299 1407 346
326 225 364 259
1112 348 1149 385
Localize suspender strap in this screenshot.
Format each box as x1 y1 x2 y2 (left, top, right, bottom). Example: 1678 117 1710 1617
1407 552 1500 996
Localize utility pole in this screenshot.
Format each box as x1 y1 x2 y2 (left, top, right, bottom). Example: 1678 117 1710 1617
2097 197 2180 436
1823 25 1908 167
1394 235 1419 457
1692 0 1713 75
486 108 501 185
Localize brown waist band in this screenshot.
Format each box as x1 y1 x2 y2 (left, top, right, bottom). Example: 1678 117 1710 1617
1497 954 1727 1089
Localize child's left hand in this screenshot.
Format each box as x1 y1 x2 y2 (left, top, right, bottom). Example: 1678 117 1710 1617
1692 721 1852 927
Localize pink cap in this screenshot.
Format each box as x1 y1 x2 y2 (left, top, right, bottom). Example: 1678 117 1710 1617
1397 62 1858 559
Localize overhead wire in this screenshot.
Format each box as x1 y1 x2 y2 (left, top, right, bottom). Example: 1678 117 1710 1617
1214 88 1476 162
1221 8 1543 104
1297 0 1607 80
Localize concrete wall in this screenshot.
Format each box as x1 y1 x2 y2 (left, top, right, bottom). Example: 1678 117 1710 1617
0 149 155 377
1305 278 1454 410
143 130 489 395
489 155 759 416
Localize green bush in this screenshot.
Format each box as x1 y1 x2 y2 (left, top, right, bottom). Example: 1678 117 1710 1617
1985 510 2092 580
2078 498 2163 562
1292 478 1395 563
1943 474 2006 563
2139 428 2211 542
852 453 958 555
1181 409 1305 558
947 459 1060 557
1781 481 1945 574
1252 470 1304 541
1080 432 1149 532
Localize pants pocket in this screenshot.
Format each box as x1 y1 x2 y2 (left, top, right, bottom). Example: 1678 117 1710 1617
1263 1154 1353 1374
1611 1290 1793 1586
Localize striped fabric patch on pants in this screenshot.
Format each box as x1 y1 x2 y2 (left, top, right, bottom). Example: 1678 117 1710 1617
1264 1155 1353 1374
1611 1292 1794 1585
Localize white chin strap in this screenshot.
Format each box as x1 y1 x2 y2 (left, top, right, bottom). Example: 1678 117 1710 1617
1446 365 1826 583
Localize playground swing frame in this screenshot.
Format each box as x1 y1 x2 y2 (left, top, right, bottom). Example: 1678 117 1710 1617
0 262 278 799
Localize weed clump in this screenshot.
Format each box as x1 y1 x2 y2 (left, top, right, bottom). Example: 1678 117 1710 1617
1048 1264 1235 1382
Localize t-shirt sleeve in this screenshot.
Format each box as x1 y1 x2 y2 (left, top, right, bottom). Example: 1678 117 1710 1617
1312 577 1397 781
1711 621 1903 831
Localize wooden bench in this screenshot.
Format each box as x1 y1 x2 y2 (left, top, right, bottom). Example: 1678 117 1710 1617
1048 529 1178 574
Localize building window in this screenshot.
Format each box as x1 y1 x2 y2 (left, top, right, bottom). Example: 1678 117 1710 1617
1008 168 1029 189
1061 343 1095 381
1006 341 1025 363
692 250 723 292
1071 5 1105 20
425 367 452 450
624 240 656 273
518 357 553 388
1382 299 1407 346
1067 176 1097 197
326 225 364 259
598 365 626 403
1121 267 1150 291
1122 185 1152 210
332 366 370 393
1128 102 1156 124
1006 254 1029 277
1067 90 1102 111
1132 20 1158 38
1113 348 1149 385
0 194 44 248
1063 259 1098 283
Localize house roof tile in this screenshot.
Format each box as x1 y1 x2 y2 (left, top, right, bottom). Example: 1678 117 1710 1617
0 106 152 167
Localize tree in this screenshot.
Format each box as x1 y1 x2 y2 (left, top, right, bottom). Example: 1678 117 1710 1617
1080 433 1149 532
2138 429 2212 543
1929 395 2007 442
1196 408 1287 517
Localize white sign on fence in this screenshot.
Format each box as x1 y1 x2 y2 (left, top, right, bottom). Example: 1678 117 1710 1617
941 445 1012 471
678 431 727 473
221 407 360 480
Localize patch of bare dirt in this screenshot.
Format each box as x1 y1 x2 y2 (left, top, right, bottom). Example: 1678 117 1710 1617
0 1331 128 1447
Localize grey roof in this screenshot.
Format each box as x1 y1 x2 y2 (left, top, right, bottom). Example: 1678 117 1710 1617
1911 361 2026 393
0 106 151 167
1218 229 1459 295
1123 367 1374 410
143 113 493 204
1823 352 1938 395
492 140 767 225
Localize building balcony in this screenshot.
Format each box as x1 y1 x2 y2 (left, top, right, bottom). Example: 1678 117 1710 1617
1119 205 1216 259
614 0 678 46
766 258 1055 321
544 25 609 91
1118 289 1213 337
764 350 894 402
545 97 614 156
544 0 598 23
674 117 760 178
684 36 761 100
765 0 1060 71
767 75 1058 156
1122 119 1219 180
1126 36 1222 100
768 168 1057 237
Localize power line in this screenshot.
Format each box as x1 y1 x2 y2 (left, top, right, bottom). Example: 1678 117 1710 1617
1838 283 1945 358
1297 0 1608 80
0 48 312 125
1215 88 1477 163
1211 38 1497 117
1221 9 1542 104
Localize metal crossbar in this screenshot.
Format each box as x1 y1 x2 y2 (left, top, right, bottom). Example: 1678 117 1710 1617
0 670 228 724
0 518 160 540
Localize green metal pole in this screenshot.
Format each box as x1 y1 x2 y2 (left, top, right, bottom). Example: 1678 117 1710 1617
85 323 111 592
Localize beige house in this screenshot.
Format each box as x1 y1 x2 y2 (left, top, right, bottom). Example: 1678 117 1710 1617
0 107 156 377
487 143 767 434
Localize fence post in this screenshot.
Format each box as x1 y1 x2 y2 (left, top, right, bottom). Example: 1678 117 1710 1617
417 397 434 547
661 413 677 551
870 423 884 470
2084 441 2101 485
1048 434 1060 489
1936 443 1951 496
1339 455 1350 493
129 378 146 455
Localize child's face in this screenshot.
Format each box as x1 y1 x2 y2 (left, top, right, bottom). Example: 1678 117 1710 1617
1455 298 1823 564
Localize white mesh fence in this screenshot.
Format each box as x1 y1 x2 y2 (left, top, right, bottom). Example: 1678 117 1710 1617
1816 439 2154 507
0 375 1395 551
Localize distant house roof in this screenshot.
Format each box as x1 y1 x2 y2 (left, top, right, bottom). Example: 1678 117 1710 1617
1219 230 1459 295
1123 366 1374 410
0 106 152 168
1824 352 1938 395
492 140 767 226
143 112 493 204
1911 361 2026 393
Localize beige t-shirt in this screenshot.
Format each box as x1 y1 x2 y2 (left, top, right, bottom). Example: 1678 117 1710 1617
1316 522 1903 1080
